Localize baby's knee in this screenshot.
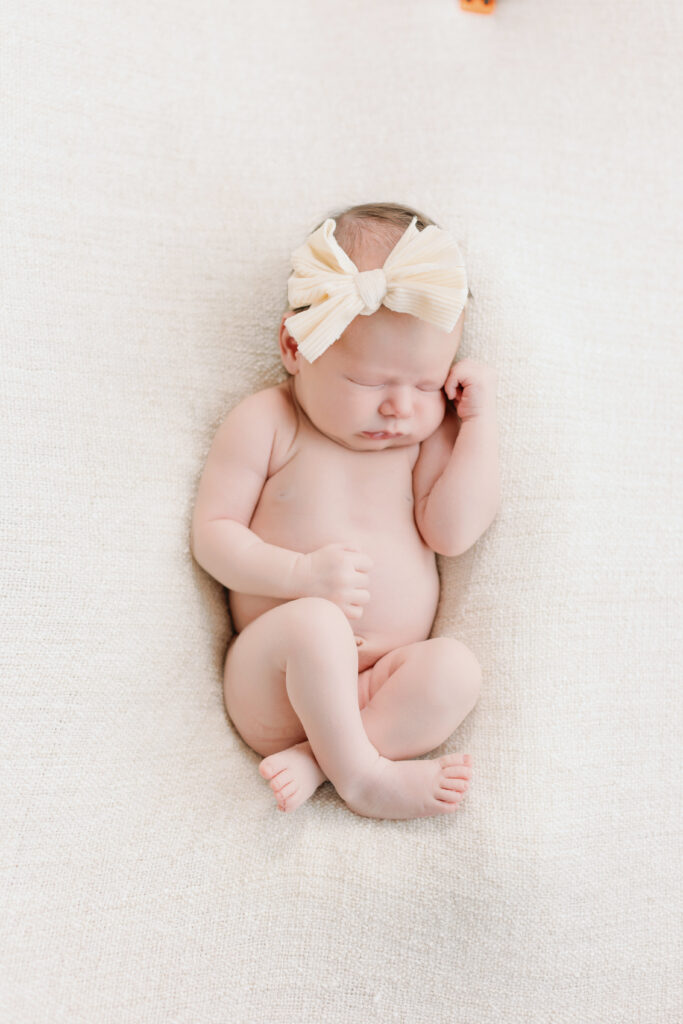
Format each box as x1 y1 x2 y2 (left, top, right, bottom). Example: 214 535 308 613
285 597 355 646
426 637 482 708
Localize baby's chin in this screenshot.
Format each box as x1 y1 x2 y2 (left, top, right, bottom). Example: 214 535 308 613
315 429 410 452
350 430 421 450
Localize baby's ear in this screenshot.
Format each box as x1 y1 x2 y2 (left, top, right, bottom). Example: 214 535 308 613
279 313 300 373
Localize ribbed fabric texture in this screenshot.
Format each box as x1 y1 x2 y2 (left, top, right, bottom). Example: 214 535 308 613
286 216 468 361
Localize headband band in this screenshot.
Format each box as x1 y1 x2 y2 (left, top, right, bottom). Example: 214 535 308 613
284 215 468 363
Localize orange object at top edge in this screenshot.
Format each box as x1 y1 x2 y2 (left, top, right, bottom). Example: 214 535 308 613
460 0 496 13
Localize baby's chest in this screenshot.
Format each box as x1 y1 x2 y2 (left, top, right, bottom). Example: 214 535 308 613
251 441 417 538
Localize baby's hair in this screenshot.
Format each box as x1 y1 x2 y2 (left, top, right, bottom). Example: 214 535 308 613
288 201 473 315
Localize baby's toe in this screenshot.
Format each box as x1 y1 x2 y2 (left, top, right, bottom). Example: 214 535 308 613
440 777 468 792
435 789 463 809
439 754 472 779
273 776 298 801
436 754 472 807
441 753 467 766
258 754 283 780
276 779 305 812
436 784 466 810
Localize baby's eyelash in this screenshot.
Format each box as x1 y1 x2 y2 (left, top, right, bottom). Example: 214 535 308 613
347 379 442 391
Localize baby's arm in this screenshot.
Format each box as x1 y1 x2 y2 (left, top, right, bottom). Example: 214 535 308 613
190 389 372 618
413 362 500 557
191 390 302 598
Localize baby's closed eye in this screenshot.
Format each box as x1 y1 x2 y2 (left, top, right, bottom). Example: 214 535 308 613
346 377 442 391
346 378 383 389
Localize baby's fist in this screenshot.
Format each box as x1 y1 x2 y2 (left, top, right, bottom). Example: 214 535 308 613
444 359 497 421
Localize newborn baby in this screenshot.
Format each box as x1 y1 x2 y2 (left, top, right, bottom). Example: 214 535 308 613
191 202 500 820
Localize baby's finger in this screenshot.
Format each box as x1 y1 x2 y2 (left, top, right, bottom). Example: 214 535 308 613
350 551 373 572
344 604 364 620
351 588 371 606
443 367 459 399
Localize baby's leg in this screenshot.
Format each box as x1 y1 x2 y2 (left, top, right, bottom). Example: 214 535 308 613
359 638 482 760
263 637 479 811
226 598 472 820
225 598 377 790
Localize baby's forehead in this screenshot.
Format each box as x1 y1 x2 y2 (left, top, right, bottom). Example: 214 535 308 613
339 344 450 380
335 302 460 375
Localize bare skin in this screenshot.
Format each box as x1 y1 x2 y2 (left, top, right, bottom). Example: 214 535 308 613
191 231 500 820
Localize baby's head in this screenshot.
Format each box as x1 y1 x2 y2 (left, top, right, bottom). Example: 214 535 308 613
279 202 470 451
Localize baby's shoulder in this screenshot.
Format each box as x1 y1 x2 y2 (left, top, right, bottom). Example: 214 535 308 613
223 380 298 478
268 379 300 472
224 380 294 428
254 379 298 435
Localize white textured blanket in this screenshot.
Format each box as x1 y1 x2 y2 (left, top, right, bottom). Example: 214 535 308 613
1 2 680 1021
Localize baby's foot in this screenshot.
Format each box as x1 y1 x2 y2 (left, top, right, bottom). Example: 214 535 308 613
344 752 472 821
258 740 326 813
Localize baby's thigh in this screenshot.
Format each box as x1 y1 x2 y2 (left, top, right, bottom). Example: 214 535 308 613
359 637 481 710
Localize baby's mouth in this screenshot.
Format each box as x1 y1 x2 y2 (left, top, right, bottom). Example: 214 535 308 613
361 430 402 439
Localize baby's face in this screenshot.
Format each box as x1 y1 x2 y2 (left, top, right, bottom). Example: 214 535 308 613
280 303 463 451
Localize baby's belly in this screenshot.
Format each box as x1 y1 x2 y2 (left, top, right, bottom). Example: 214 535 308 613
229 529 440 672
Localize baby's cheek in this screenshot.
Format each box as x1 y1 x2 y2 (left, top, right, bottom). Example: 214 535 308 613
429 393 447 428
415 396 445 440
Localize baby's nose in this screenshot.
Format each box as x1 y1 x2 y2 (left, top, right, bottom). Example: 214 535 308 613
379 388 413 418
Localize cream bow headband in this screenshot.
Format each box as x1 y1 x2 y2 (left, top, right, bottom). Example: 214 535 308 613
284 216 469 363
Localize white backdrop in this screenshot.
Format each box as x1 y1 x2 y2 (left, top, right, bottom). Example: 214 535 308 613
1 2 681 1021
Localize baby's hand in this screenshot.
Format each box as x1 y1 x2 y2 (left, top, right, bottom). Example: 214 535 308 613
294 543 372 621
444 358 497 422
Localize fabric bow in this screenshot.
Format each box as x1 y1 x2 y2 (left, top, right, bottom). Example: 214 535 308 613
284 215 468 363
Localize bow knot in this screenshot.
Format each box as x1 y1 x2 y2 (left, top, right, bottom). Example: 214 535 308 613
354 268 388 314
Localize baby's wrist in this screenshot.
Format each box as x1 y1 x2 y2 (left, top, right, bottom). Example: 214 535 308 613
459 401 497 424
289 551 312 598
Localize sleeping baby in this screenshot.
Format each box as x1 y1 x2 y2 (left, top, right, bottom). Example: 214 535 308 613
191 201 500 820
